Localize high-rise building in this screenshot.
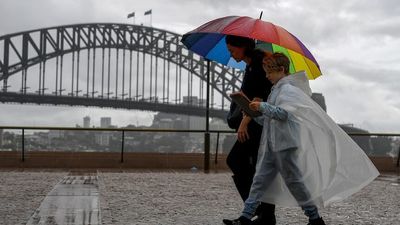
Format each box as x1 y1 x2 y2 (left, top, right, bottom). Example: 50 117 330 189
83 116 91 128
95 133 111 146
311 93 327 112
100 117 112 128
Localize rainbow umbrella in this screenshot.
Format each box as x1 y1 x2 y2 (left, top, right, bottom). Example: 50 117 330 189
181 16 321 79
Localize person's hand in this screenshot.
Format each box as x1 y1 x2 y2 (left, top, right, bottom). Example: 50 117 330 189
252 97 262 102
249 101 261 111
237 117 250 143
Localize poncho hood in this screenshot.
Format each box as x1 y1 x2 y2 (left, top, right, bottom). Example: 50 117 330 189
275 71 312 97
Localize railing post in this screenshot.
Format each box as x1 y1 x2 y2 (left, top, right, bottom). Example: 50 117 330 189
215 132 220 165
396 146 400 167
204 132 210 173
21 128 25 162
121 130 125 163
204 60 211 173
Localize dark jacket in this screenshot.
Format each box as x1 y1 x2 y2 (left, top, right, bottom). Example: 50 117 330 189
227 49 272 132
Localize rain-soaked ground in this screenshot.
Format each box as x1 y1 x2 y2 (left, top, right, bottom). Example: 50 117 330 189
0 169 399 225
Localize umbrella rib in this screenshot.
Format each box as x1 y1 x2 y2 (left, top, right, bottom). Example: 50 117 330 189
249 19 259 38
271 24 281 47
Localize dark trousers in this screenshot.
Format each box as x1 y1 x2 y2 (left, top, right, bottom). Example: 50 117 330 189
226 138 259 201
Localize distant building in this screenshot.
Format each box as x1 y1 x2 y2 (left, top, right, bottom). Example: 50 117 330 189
152 112 189 130
339 124 373 155
30 132 50 147
198 98 206 107
83 116 91 128
95 133 111 146
185 115 205 130
183 96 199 106
158 118 174 129
370 136 393 156
311 93 327 112
96 117 112 146
153 112 179 129
100 117 112 128
48 130 65 139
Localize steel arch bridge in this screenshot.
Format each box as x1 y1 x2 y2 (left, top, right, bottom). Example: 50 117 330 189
0 23 243 118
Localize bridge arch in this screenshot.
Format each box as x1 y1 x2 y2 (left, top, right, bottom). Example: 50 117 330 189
0 23 244 118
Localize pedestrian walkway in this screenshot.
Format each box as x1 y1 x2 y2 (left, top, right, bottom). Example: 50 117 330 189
0 169 399 225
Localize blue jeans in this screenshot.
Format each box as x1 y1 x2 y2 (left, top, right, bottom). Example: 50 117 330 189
242 147 320 220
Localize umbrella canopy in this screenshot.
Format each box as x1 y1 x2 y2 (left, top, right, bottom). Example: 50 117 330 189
181 16 321 79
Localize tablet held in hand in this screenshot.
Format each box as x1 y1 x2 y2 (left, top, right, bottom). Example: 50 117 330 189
229 92 262 117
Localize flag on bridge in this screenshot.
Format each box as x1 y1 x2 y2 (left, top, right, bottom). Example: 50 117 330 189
144 9 152 15
127 12 135 18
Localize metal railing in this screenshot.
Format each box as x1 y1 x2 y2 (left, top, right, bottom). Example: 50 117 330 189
0 126 235 172
347 132 400 167
1 126 399 171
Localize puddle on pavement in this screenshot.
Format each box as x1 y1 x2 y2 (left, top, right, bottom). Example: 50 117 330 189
376 174 400 186
26 171 100 225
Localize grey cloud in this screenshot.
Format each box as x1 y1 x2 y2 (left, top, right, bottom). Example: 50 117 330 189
359 18 400 39
1 0 399 132
323 58 400 91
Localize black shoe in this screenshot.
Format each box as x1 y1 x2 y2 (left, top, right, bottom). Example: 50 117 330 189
252 215 276 225
307 217 326 225
253 203 276 225
223 216 252 225
223 219 233 225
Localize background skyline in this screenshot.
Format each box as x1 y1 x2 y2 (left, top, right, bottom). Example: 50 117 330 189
0 0 399 132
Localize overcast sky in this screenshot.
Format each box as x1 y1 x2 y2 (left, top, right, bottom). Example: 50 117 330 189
0 0 399 132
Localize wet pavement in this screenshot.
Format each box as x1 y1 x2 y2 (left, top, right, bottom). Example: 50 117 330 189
0 169 399 225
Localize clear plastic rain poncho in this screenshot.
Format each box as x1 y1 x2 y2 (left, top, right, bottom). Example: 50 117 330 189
248 71 379 208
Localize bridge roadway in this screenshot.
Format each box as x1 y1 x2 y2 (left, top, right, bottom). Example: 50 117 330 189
0 92 228 119
0 169 399 225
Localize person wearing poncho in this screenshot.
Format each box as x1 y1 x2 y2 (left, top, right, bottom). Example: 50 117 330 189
227 53 379 225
